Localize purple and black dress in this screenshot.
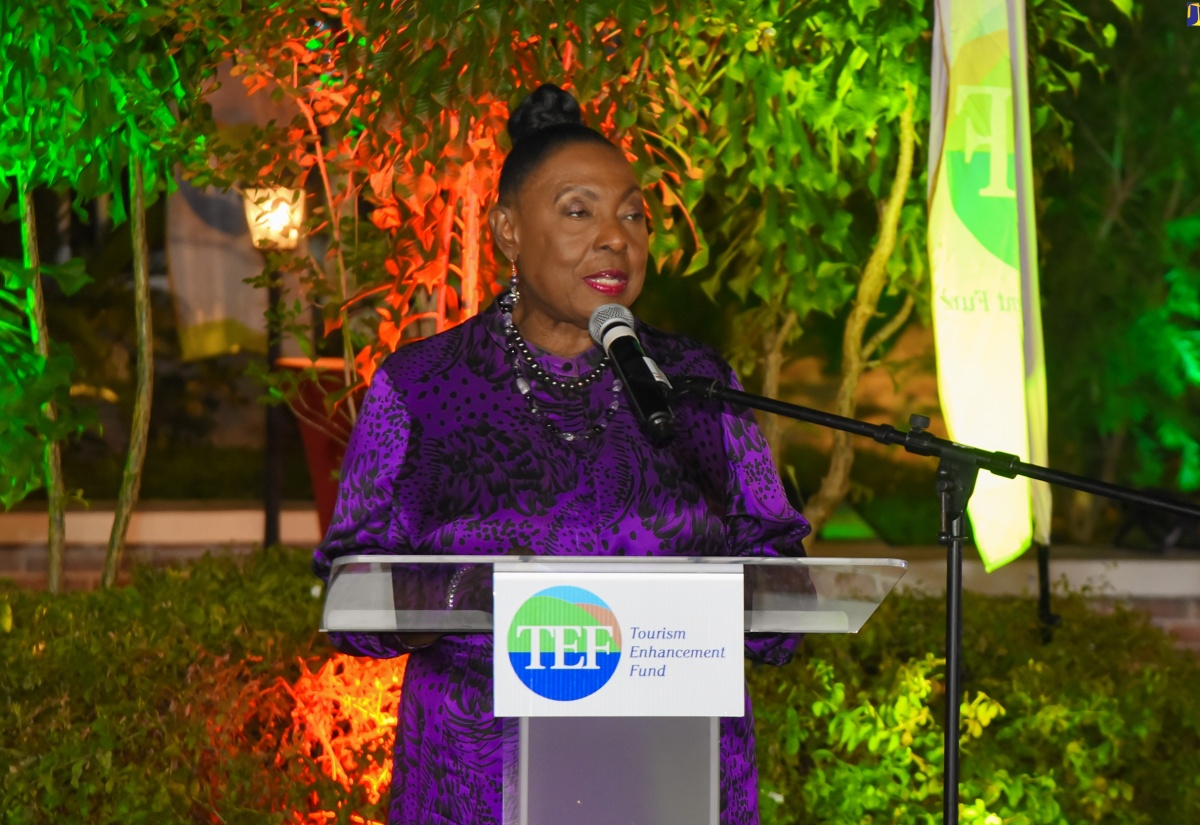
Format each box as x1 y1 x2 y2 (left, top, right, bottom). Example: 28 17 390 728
314 295 810 825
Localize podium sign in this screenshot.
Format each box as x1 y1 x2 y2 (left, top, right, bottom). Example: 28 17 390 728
494 563 743 718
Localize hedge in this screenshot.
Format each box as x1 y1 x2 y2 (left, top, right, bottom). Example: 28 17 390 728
752 586 1200 823
2 548 1198 824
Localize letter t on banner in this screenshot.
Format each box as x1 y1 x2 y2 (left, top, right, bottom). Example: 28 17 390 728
927 0 1052 570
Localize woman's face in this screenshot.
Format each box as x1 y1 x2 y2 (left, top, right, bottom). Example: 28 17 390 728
490 141 648 353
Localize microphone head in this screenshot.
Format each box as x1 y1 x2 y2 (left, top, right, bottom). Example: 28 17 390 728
589 304 635 346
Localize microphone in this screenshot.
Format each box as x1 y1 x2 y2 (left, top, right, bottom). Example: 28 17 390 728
589 304 674 443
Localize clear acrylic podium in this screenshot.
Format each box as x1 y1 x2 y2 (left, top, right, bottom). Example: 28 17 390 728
322 555 906 825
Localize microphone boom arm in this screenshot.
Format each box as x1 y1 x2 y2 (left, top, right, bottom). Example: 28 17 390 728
675 373 1200 825
673 376 1200 520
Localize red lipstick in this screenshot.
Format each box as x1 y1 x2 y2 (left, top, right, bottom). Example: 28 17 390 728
583 269 629 296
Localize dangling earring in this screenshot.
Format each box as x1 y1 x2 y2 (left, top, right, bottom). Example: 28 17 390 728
509 260 520 304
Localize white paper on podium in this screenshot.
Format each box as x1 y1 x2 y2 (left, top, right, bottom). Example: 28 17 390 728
493 566 743 718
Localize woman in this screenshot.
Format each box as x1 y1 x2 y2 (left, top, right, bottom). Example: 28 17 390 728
314 84 810 825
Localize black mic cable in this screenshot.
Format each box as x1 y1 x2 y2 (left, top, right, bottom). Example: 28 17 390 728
589 304 674 444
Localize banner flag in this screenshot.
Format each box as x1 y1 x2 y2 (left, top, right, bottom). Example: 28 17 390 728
1007 0 1053 548
928 0 1051 570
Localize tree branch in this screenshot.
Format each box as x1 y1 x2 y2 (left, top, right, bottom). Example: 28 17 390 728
20 177 66 593
862 293 915 362
802 85 916 536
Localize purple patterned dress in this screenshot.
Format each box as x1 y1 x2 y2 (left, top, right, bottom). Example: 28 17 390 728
314 296 810 825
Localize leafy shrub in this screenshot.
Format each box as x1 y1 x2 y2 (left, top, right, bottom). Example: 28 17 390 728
751 590 1200 824
0 546 386 824
3 549 1199 823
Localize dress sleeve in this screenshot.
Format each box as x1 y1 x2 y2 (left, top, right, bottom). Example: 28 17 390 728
312 366 420 659
720 369 812 665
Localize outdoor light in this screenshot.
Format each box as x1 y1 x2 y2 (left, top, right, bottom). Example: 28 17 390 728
242 186 304 250
241 185 305 549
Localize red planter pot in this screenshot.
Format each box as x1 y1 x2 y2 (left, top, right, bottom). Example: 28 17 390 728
276 357 365 539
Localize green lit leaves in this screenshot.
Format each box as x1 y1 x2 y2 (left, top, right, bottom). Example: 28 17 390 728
1109 0 1133 18
1129 218 1200 489
1167 213 1200 249
750 592 1196 825
848 0 882 23
0 0 195 210
661 0 930 390
0 347 84 511
0 0 194 518
0 256 92 511
0 258 91 298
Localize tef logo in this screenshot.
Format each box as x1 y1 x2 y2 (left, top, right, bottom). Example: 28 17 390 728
1190 4 1200 26
507 586 622 701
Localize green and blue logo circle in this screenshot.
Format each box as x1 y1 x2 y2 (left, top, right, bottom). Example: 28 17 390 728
507 586 622 701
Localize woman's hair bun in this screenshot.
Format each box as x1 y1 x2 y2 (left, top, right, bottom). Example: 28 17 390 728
507 84 584 146
496 84 613 201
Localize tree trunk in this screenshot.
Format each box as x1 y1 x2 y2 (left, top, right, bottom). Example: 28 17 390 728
103 157 153 589
760 309 797 465
20 180 66 593
802 88 917 537
1069 426 1126 543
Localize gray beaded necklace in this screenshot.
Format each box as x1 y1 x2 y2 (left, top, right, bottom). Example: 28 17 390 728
501 304 620 442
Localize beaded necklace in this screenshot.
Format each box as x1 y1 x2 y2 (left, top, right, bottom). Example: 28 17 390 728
501 307 620 442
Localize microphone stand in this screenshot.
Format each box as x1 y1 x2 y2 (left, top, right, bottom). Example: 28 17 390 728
673 376 1200 825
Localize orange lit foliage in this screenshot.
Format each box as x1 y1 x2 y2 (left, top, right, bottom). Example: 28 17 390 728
282 654 407 824
193 1 702 395
199 651 404 823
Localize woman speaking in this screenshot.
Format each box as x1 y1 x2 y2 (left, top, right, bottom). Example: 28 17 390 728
314 83 810 825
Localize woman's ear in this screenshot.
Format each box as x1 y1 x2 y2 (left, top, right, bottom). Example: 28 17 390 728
488 204 518 263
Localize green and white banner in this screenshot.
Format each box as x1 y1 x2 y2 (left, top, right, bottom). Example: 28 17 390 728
928 0 1052 570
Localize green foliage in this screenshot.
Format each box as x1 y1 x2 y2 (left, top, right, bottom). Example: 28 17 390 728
1039 0 1200 491
0 258 94 509
0 547 330 823
656 0 932 377
0 0 198 213
762 655 1040 824
0 0 215 510
1108 217 1200 490
0 343 76 510
751 590 1200 824
1025 0 1130 178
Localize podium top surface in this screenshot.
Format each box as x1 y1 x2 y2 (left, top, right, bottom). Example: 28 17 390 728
328 553 907 569
321 554 906 636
